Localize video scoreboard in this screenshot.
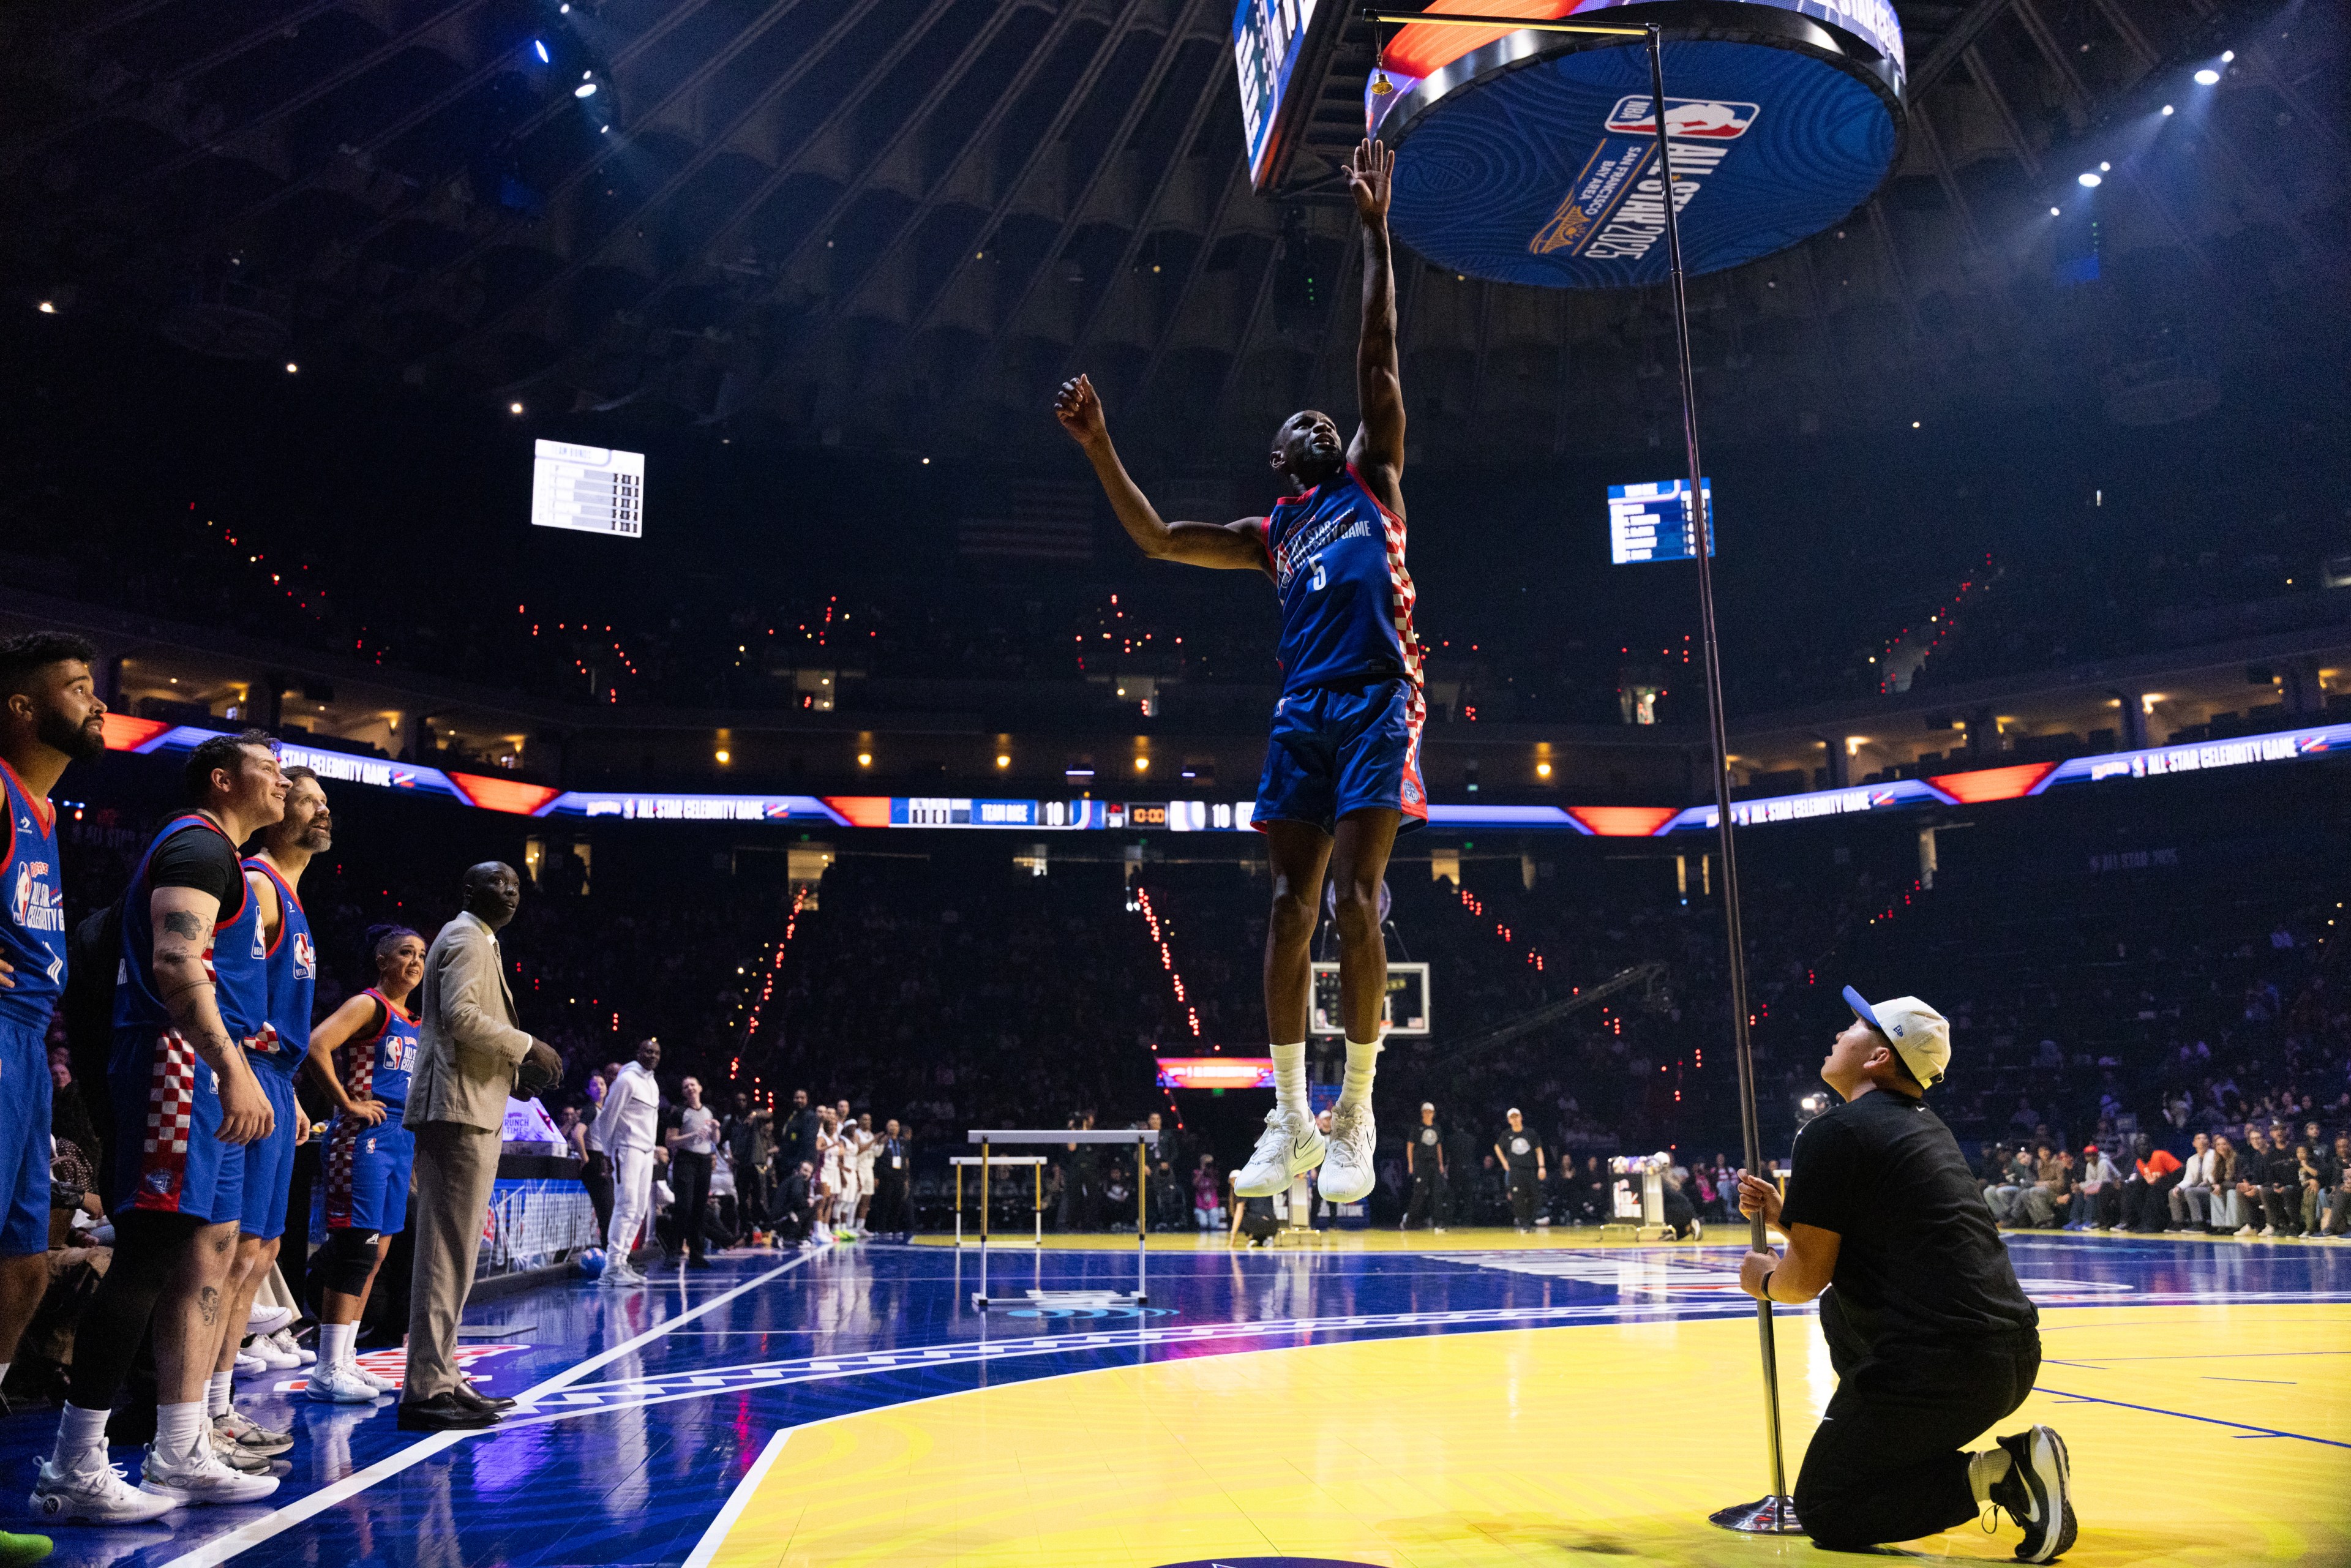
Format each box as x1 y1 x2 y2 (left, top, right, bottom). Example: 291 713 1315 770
531 439 645 538
1608 479 1714 564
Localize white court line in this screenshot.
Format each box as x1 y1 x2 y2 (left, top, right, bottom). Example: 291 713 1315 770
159 1249 823 1568
679 1428 790 1568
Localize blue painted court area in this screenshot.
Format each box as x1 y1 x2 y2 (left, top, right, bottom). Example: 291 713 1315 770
6 1234 2348 1568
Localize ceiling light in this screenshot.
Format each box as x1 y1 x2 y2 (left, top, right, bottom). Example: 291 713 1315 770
509 401 525 415
285 362 298 373
2050 205 2061 216
2077 171 2102 187
1133 756 1149 772
2099 161 2110 171
996 754 1011 768
533 39 549 62
1910 420 1921 428
2219 49 2233 62
714 749 730 765
37 301 56 314
857 752 872 767
1535 762 1552 778
575 80 598 98
2161 104 2174 115
2194 67 2220 84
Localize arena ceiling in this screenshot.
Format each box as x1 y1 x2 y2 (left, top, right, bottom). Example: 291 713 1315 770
0 0 2338 462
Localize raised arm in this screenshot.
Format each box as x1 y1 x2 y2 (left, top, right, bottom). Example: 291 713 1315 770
1344 138 1404 512
149 883 274 1143
1054 374 1272 574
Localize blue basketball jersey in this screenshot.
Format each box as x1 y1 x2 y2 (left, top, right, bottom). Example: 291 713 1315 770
1254 465 1422 696
338 989 418 1114
115 815 270 1041
0 760 67 1030
242 857 314 1076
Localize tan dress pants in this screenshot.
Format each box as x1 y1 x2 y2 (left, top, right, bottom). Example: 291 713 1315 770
402 1119 501 1404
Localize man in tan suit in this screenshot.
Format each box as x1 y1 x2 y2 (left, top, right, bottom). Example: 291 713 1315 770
399 862 562 1431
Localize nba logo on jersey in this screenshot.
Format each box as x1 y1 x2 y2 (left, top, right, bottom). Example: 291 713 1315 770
252 923 268 960
293 931 316 979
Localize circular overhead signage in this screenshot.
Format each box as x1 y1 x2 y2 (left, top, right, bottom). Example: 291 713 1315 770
1368 0 1905 288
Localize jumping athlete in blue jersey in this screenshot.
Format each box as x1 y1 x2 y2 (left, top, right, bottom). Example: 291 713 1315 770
1057 139 1411 1206
304 924 426 1403
0 632 108 1556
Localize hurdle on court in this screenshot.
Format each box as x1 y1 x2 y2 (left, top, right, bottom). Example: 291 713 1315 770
950 1156 1047 1248
964 1128 1157 1308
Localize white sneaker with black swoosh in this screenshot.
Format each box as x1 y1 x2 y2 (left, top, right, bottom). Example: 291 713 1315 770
1231 1108 1325 1198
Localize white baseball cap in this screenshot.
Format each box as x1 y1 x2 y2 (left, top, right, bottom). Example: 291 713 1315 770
1843 986 1952 1090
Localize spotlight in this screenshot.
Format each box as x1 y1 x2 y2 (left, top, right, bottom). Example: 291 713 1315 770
509 401 525 415
1535 761 1553 778
37 301 56 313
1911 420 1921 429
1133 756 1149 773
714 749 730 765
285 362 299 373
2099 161 2110 171
2194 67 2220 84
532 38 549 62
2050 205 2062 216
2161 104 2174 115
996 754 1011 768
575 80 598 99
857 752 872 767
2077 171 2102 187
2220 49 2233 62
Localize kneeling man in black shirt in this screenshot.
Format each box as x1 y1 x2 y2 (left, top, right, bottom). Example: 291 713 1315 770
1737 987 2076 1562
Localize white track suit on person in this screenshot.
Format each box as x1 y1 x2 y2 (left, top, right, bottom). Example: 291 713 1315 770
602 1059 661 1257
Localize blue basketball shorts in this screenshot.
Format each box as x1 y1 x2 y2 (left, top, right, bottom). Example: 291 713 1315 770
1254 678 1428 836
0 1021 53 1256
111 1028 246 1225
324 1114 413 1236
238 1070 300 1240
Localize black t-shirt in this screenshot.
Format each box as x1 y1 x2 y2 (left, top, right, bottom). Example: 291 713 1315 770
1410 1123 1444 1172
1500 1131 1542 1172
149 822 246 907
1779 1089 2038 1347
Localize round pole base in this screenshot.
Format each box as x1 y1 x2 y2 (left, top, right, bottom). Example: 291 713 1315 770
1709 1495 1801 1534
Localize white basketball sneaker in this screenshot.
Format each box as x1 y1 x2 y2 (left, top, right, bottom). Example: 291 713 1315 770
272 1329 316 1367
208 1427 272 1475
249 1335 301 1371
138 1441 280 1506
215 1408 293 1457
244 1304 293 1338
29 1457 179 1525
1318 1101 1378 1204
348 1357 398 1395
304 1361 381 1405
1232 1107 1326 1198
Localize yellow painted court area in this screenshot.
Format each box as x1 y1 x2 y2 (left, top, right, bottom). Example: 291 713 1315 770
708 1304 2351 1568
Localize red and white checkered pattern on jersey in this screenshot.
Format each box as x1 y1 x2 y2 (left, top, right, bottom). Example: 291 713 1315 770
323 1116 360 1228
133 1029 199 1213
1370 481 1430 817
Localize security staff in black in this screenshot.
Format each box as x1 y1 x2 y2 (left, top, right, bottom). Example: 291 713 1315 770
1403 1103 1445 1230
1738 988 2077 1564
1495 1109 1546 1231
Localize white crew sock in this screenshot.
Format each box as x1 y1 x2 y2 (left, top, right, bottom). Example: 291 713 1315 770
207 1370 233 1418
1338 1038 1382 1112
53 1403 109 1472
1968 1446 2012 1507
1270 1041 1308 1122
157 1400 208 1465
319 1321 358 1369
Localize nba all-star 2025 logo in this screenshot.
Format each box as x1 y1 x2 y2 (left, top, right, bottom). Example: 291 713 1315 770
1528 96 1760 263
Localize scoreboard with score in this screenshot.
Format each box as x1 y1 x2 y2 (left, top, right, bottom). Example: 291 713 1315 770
1608 479 1714 564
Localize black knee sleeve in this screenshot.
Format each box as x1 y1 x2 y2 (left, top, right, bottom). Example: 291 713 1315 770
321 1228 380 1296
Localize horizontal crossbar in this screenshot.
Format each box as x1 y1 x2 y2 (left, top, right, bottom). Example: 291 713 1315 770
966 1130 1160 1146
1362 9 1651 37
948 1155 1048 1165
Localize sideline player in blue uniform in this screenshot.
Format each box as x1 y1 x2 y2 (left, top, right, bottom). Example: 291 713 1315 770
33 730 285 1524
1056 139 1413 1206
203 765 330 1462
0 632 108 1561
304 924 425 1403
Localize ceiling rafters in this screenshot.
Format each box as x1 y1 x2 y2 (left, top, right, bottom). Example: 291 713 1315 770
1963 44 2038 176
804 0 1118 332
1059 48 1234 375
2008 0 2091 113
891 0 1210 368
1905 0 2020 96
422 0 882 369
224 0 726 231
1125 158 1250 410
123 0 498 192
601 0 991 332
397 0 823 317
1214 236 1284 403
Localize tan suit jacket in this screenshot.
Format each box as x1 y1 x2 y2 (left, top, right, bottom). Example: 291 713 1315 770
405 909 534 1133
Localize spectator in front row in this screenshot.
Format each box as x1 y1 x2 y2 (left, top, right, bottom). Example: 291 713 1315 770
2063 1145 2121 1231
2120 1133 2181 1232
2168 1133 2215 1229
2203 1136 2243 1232
1191 1155 1226 1231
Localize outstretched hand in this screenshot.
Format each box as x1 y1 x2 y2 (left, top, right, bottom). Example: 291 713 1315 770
1345 138 1393 226
1053 374 1107 446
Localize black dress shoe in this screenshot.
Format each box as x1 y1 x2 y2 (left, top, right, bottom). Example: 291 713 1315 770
399 1394 500 1431
453 1382 517 1413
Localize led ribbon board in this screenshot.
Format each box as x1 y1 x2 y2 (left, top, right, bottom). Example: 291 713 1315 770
1366 0 1905 287
1156 1057 1277 1090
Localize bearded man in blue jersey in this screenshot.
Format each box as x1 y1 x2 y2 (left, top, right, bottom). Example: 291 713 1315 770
1056 138 1417 1209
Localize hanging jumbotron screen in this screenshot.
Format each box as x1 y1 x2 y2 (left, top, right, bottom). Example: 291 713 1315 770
1365 0 1905 288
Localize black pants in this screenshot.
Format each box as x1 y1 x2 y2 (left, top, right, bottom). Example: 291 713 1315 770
1795 1293 2040 1550
670 1150 713 1260
871 1174 909 1236
1509 1172 1540 1227
2122 1171 2178 1231
583 1151 615 1237
1404 1173 1444 1228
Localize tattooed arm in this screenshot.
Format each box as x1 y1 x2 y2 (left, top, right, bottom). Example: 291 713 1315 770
149 885 276 1144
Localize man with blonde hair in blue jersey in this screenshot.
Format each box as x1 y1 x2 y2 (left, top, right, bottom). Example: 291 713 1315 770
1056 138 1417 1209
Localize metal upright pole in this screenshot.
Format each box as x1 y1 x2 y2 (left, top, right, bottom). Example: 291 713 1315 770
1638 27 1794 1534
